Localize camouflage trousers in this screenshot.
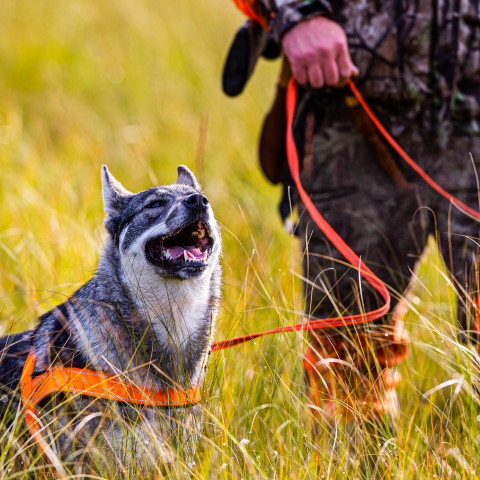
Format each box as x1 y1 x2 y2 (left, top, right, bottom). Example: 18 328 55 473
296 92 480 422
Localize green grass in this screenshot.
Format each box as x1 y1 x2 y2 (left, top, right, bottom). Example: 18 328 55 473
0 0 479 478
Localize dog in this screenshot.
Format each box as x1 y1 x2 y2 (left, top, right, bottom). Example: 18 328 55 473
0 165 222 472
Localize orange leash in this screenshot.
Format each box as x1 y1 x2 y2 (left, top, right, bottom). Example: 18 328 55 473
212 78 480 351
212 79 392 351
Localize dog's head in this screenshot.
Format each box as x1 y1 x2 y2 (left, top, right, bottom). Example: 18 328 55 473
101 165 221 281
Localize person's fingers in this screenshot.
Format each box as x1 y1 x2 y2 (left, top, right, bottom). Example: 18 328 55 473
321 56 339 86
291 62 308 85
328 45 358 87
307 63 324 88
337 44 358 79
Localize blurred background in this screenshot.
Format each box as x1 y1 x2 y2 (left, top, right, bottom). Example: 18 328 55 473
0 0 289 325
0 1 478 478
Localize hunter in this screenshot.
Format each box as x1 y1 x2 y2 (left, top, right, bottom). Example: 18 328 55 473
223 0 480 436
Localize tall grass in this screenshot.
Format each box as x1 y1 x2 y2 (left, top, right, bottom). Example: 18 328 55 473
0 0 479 478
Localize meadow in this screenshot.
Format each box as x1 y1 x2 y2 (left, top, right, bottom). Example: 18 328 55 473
0 0 479 478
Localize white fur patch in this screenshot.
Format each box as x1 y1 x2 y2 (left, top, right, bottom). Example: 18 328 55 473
118 210 221 384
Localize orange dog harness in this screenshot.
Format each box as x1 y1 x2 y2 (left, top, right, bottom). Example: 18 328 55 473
20 352 200 456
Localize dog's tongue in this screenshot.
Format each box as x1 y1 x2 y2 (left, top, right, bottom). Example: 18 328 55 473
168 246 206 259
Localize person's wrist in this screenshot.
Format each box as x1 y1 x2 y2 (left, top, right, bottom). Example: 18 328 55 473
271 0 332 43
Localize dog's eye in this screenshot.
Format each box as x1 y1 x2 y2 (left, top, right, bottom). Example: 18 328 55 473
146 200 167 209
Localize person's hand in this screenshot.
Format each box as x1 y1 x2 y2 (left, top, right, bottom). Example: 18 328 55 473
281 16 358 88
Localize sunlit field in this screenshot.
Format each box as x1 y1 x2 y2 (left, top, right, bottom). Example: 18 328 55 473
0 0 479 478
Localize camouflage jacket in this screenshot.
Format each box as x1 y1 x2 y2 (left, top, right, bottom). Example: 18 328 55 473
235 0 480 141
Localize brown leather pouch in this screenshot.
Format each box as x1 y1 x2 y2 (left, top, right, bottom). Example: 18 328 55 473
259 60 292 184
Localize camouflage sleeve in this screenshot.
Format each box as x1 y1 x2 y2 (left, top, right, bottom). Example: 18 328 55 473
232 0 332 41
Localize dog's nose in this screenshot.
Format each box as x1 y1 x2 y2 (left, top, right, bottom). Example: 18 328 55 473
184 193 209 210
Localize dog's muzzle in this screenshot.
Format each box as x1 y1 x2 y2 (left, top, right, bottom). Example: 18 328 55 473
145 220 214 273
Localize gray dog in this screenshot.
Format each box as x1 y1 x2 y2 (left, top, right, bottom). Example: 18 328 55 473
0 165 222 472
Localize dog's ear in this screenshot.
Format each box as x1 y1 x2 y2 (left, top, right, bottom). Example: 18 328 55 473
176 165 201 190
101 165 132 217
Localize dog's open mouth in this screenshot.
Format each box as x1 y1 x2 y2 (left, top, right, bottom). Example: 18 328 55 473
146 220 213 269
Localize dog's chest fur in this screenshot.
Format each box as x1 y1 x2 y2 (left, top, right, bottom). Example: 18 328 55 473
120 243 216 368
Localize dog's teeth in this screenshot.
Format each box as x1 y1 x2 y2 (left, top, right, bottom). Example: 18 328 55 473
195 221 206 239
184 251 188 262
